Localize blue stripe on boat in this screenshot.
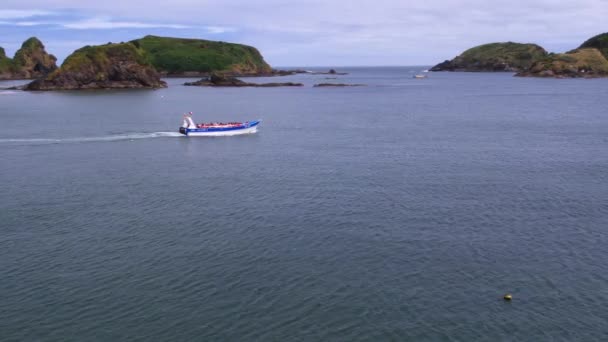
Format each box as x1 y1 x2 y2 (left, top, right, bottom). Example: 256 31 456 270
186 120 260 133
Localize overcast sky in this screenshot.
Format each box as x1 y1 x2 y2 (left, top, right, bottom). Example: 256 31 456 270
1 0 606 66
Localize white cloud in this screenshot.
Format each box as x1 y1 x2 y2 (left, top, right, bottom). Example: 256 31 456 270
2 17 235 36
205 26 237 34
0 9 55 19
14 21 54 26
61 17 189 29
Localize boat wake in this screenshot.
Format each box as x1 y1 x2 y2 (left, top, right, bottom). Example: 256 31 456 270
0 132 183 145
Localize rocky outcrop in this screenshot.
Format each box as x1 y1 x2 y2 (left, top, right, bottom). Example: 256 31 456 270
263 69 309 77
516 48 608 78
0 37 57 80
12 38 57 79
25 42 166 90
311 69 348 75
431 42 548 72
184 73 303 87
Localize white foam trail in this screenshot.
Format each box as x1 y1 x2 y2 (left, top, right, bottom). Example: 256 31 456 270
0 91 19 95
0 132 183 145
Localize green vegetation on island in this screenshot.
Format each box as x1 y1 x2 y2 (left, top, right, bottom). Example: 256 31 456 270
432 33 608 78
26 42 166 90
131 35 272 76
0 47 12 77
516 48 608 78
0 37 57 80
430 42 548 72
578 32 608 59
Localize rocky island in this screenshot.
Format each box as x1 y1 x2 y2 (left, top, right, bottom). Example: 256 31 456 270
430 42 548 72
516 33 608 78
516 48 608 78
0 37 57 80
431 32 608 78
25 42 166 90
184 73 302 87
311 69 348 75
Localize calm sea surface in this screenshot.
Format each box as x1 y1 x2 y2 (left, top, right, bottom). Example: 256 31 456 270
1 67 607 341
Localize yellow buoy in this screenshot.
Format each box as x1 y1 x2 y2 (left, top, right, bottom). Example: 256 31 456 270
503 294 512 301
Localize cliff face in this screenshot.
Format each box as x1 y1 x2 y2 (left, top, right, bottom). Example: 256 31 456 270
0 37 57 80
431 42 548 72
25 42 166 90
12 37 57 79
516 48 608 78
578 32 608 59
131 35 272 76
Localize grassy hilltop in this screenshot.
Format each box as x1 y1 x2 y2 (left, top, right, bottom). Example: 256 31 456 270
0 37 57 79
22 35 276 89
578 32 608 59
26 42 165 90
431 42 548 72
517 48 608 78
59 43 151 72
432 33 608 78
131 35 272 75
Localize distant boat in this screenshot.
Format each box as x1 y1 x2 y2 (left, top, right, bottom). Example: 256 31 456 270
179 113 260 136
413 74 428 79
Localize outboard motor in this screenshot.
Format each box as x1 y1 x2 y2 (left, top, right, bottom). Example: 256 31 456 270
179 114 197 135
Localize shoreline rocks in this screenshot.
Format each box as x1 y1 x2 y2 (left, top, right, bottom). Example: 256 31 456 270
184 73 303 87
158 69 309 78
311 69 348 75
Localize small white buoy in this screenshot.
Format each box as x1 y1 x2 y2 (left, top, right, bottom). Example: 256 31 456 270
503 294 512 301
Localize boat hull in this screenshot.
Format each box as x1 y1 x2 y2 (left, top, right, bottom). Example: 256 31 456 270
179 120 260 137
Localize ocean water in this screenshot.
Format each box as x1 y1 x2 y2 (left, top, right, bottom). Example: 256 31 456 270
1 67 607 341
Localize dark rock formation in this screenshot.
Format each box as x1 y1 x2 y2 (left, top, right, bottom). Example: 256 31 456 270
311 69 348 75
0 37 57 80
430 42 547 72
265 69 309 76
12 38 57 79
184 73 303 87
25 42 166 90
